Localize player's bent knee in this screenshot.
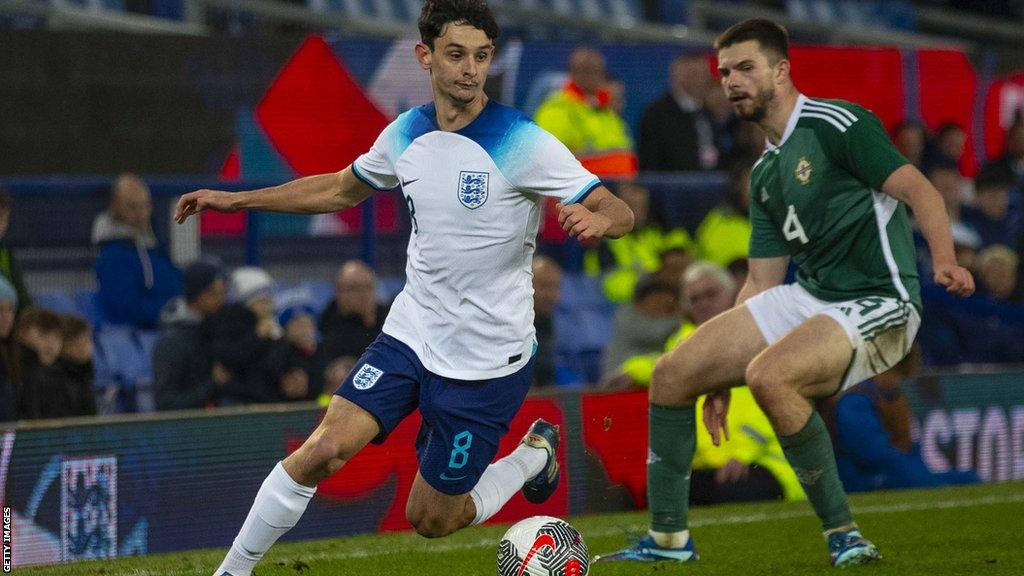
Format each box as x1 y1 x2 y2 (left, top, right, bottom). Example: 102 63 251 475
406 508 460 539
745 359 788 400
650 355 696 405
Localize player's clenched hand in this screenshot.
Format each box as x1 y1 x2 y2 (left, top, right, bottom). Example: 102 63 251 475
703 389 731 447
174 189 238 224
934 263 975 297
556 202 611 242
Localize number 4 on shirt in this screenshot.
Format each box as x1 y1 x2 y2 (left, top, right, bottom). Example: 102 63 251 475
783 204 809 244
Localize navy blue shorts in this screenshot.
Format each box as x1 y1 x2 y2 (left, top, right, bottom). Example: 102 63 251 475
336 333 535 495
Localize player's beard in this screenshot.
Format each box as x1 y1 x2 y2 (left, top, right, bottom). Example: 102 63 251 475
735 85 775 122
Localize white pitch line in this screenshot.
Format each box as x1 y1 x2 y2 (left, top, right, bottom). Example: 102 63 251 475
294 493 1024 562
53 493 1024 576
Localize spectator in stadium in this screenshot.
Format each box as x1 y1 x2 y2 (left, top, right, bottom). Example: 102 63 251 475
695 159 753 268
54 315 97 418
918 243 1024 365
0 188 32 312
153 259 228 411
601 276 679 380
976 244 1019 302
279 304 322 402
92 173 183 329
638 54 717 171
917 159 982 278
608 262 805 502
822 346 979 492
584 182 692 303
891 121 927 169
534 47 637 177
926 122 968 170
653 246 694 293
531 256 562 388
962 164 1021 249
212 266 291 406
0 278 19 421
928 158 968 220
15 308 90 419
319 260 387 367
989 120 1024 190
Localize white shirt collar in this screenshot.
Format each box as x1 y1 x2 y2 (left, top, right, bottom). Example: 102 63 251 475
764 93 807 152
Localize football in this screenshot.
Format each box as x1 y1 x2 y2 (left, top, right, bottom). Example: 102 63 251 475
497 516 589 576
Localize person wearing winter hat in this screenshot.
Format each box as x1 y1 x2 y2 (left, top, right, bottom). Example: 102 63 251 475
153 259 228 411
211 267 290 406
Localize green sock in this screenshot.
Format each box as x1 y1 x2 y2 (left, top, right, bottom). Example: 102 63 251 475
779 411 853 531
647 403 696 534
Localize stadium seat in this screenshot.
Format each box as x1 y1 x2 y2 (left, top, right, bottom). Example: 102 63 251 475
94 325 156 412
33 290 76 315
378 276 405 304
73 290 106 328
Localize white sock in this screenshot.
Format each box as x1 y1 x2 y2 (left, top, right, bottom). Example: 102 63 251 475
649 529 690 549
469 443 548 525
214 462 316 576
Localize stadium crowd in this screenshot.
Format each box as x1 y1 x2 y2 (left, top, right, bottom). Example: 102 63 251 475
0 46 1019 502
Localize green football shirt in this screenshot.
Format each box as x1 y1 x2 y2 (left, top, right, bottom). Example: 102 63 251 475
748 95 921 310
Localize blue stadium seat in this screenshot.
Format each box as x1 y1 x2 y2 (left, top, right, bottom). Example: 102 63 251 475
135 330 160 375
276 281 331 315
73 290 106 328
378 276 405 304
302 279 335 312
94 325 156 412
34 290 76 315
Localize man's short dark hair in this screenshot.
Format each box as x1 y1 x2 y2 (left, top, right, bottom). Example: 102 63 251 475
714 18 789 63
418 0 500 49
61 315 90 340
974 164 1014 193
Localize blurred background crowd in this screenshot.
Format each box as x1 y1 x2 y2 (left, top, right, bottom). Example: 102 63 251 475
2 0 1022 499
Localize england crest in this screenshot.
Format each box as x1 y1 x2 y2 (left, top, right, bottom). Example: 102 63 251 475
458 171 489 209
353 364 384 390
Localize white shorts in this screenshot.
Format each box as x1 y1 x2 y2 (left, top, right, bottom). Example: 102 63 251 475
745 283 920 393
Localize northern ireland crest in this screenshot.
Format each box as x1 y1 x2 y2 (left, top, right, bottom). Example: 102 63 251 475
458 171 489 209
795 157 813 185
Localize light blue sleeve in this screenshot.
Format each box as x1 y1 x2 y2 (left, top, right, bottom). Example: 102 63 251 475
495 120 601 204
352 116 412 191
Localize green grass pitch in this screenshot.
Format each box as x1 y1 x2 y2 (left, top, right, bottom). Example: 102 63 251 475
19 481 1023 575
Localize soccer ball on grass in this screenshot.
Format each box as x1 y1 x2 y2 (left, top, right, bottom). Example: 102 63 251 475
496 516 588 576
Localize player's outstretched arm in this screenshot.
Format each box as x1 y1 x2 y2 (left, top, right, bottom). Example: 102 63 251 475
555 186 634 241
880 164 975 297
174 166 374 224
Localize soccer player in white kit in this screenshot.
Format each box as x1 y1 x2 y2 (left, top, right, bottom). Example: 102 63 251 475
174 2 634 574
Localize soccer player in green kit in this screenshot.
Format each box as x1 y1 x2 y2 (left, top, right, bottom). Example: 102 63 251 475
595 19 975 567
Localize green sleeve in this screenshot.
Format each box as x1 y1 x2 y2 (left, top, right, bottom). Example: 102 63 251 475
835 105 909 190
748 192 788 258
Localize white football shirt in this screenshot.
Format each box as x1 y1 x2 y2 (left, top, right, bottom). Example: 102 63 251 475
352 101 600 380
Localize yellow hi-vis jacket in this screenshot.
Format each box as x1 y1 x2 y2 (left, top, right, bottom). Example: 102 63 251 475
584 226 693 303
695 205 752 267
534 83 637 177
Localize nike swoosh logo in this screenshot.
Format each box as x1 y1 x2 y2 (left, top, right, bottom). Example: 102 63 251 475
518 534 555 576
439 472 467 481
401 178 420 187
